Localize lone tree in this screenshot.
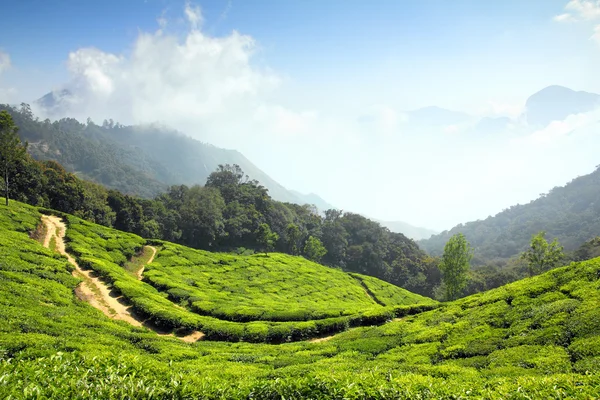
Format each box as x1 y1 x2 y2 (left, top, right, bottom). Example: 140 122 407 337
439 233 473 301
0 111 27 206
256 223 279 255
304 235 327 263
521 231 564 276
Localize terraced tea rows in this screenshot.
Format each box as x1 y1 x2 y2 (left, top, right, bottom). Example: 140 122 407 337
142 241 434 322
1 200 599 398
61 211 435 342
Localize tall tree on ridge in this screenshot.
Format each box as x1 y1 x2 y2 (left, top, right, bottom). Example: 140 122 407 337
0 111 28 206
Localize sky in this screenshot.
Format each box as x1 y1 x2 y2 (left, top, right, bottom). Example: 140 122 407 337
1 0 599 231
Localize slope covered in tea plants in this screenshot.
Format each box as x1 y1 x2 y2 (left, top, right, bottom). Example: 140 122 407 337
59 210 436 342
1 199 599 398
143 241 434 322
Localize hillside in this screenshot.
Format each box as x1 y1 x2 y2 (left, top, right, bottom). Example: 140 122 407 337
5 200 434 341
1 104 309 204
420 165 600 263
1 200 599 397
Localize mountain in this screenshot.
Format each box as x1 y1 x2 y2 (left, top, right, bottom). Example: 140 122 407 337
289 191 336 212
524 85 600 127
376 219 438 240
2 104 315 203
419 165 600 263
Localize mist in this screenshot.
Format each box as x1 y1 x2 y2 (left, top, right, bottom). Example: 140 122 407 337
2 0 600 231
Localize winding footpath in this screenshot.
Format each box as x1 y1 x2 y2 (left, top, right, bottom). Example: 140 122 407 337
40 215 204 342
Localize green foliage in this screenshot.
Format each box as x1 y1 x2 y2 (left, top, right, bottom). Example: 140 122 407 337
521 231 564 276
0 110 28 206
255 223 278 254
1 200 600 398
304 235 327 262
439 233 473 300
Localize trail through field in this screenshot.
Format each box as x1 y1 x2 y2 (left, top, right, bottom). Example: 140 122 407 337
41 215 142 326
40 215 204 342
309 335 335 343
351 276 385 306
136 245 156 280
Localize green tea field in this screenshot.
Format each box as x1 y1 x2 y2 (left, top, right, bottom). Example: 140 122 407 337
1 200 599 398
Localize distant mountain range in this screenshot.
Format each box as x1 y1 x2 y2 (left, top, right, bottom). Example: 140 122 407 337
26 83 600 243
419 165 600 263
403 85 600 134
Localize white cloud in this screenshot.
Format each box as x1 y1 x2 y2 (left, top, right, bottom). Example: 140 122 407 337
0 51 10 74
565 0 600 20
514 107 600 145
553 13 577 22
592 24 600 43
554 1 600 23
479 100 525 118
184 1 203 29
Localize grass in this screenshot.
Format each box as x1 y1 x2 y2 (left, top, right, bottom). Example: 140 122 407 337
1 198 599 398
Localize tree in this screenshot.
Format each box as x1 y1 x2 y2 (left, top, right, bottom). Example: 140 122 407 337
0 111 28 206
521 231 564 276
304 236 327 263
285 223 301 255
438 233 473 301
256 223 278 254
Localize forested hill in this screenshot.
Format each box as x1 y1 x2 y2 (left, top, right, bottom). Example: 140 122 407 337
420 165 600 263
1 104 305 203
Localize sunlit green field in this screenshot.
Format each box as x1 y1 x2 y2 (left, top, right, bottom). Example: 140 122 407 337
1 200 599 399
143 240 434 322
63 214 435 342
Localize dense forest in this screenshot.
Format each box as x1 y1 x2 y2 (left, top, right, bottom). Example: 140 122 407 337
0 104 310 203
420 166 600 264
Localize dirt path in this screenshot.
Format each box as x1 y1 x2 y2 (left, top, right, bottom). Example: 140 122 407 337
136 246 156 280
41 215 142 326
40 215 204 342
309 335 335 343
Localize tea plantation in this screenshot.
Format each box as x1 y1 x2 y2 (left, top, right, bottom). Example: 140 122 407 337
1 200 600 399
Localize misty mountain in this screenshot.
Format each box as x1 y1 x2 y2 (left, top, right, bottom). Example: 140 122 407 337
419 165 600 263
36 89 74 117
2 104 319 204
289 191 336 212
375 219 438 241
524 85 600 127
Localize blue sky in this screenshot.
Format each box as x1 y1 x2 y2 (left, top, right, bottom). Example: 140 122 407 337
1 0 599 230
2 0 597 106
